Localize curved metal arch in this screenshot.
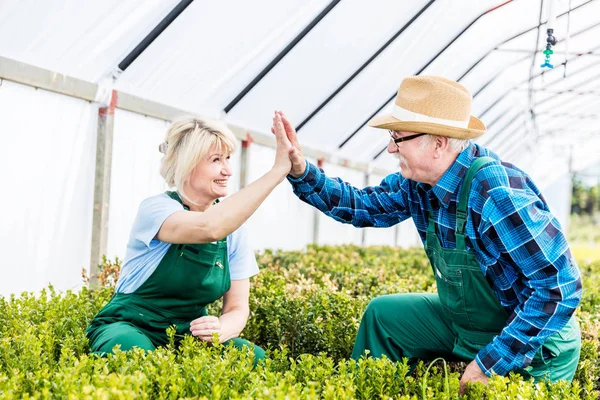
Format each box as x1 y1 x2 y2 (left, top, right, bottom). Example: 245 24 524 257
484 110 526 149
478 46 600 120
223 0 341 113
296 0 437 134
457 0 596 83
118 0 195 73
473 19 600 101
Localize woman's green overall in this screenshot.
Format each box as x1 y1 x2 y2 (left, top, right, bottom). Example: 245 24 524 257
352 157 580 381
86 191 264 363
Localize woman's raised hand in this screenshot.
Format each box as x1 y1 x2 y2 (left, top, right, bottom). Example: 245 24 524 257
272 112 294 175
271 111 306 178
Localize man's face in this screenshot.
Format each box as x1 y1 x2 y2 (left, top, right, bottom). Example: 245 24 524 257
386 130 435 184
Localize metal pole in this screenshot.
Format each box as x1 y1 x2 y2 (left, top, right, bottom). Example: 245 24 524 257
239 133 252 188
90 90 117 285
224 0 341 113
118 0 195 72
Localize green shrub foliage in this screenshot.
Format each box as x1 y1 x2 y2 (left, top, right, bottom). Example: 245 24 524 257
1 245 598 399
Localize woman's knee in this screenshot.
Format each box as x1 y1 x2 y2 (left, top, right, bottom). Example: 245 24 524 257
226 338 266 365
91 322 155 354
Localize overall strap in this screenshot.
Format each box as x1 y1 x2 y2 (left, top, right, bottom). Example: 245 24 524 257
455 156 496 249
165 191 188 210
165 191 220 211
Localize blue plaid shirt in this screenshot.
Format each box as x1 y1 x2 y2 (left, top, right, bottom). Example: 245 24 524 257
288 142 582 377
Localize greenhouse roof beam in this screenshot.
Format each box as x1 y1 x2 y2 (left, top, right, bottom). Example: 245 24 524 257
479 46 600 120
472 20 600 100
457 0 595 82
296 0 437 134
117 0 195 73
223 0 341 113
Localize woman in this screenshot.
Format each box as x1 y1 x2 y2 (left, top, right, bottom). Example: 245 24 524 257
86 113 294 363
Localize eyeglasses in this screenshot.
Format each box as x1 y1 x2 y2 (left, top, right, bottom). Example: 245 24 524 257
388 130 427 144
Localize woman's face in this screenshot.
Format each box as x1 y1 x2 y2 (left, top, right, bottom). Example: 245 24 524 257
186 145 233 202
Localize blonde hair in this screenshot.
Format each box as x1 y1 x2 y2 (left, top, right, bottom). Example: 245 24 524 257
159 116 237 203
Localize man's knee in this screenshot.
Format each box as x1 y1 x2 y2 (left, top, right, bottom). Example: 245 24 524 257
364 295 392 315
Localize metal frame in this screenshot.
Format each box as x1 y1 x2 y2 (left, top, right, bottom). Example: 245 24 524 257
0 56 389 176
457 0 595 82
297 0 437 134
90 92 117 283
478 46 600 120
223 0 341 113
117 0 195 73
0 55 394 270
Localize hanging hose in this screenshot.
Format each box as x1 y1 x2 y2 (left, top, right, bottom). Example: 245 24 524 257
421 357 450 400
541 0 558 68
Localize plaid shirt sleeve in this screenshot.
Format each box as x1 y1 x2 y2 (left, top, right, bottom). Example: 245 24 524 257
474 183 583 377
287 161 411 227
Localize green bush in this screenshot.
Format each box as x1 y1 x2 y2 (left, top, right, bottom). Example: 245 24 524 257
0 245 598 399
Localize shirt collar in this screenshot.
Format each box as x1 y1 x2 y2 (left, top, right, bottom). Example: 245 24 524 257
431 142 478 209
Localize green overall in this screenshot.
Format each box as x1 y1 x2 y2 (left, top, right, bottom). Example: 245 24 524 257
352 157 580 381
86 191 265 363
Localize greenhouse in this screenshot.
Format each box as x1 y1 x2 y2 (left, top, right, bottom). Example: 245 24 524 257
0 0 599 398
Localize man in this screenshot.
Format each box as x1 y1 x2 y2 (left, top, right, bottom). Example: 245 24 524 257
271 76 582 391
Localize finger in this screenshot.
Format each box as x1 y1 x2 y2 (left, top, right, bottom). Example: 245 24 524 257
459 377 468 395
191 329 216 337
273 114 291 146
280 114 300 147
192 321 218 330
290 148 304 164
198 335 219 343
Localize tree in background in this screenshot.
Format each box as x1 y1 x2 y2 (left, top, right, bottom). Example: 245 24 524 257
571 178 600 216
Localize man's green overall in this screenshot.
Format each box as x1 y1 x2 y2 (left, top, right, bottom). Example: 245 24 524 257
352 157 580 381
87 191 265 363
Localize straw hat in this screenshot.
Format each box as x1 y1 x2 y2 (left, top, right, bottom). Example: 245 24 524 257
368 76 486 139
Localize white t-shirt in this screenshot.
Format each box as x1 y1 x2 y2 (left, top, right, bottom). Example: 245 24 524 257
115 193 259 294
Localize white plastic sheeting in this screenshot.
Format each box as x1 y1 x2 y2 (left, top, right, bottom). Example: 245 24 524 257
0 0 180 82
0 0 596 180
0 81 97 296
244 146 315 251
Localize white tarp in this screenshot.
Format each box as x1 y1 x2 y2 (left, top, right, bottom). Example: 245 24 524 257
0 80 97 296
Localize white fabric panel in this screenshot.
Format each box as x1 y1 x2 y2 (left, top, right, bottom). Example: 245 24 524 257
244 145 314 251
541 174 573 231
0 81 97 296
295 1 498 153
363 173 395 247
551 24 600 55
314 163 363 246
106 110 170 261
337 124 390 162
228 0 452 147
460 51 531 98
422 1 540 79
0 0 179 82
472 58 532 118
116 0 328 118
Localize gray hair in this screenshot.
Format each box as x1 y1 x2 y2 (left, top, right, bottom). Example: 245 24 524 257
419 134 470 153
